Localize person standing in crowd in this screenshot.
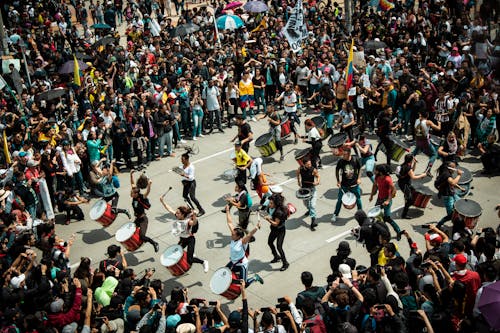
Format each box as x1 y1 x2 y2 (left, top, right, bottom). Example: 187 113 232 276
258 104 284 161
203 78 224 134
239 71 256 122
396 154 428 219
253 68 266 114
160 195 209 273
190 88 204 141
275 83 300 144
375 106 401 167
412 111 442 176
438 131 464 164
231 116 253 153
337 101 357 141
301 119 323 169
178 153 205 217
263 193 290 271
331 148 362 223
370 164 403 240
297 157 320 231
129 171 159 253
435 161 463 229
111 117 132 170
154 106 176 160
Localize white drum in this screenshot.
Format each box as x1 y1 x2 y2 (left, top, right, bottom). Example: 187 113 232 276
342 192 356 210
115 223 143 251
367 206 384 222
89 199 117 227
210 267 241 300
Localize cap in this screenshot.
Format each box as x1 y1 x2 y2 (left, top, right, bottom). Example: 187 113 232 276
453 254 467 266
452 46 459 51
337 241 351 254
0 169 7 176
228 311 242 327
27 160 39 167
462 45 471 51
338 264 352 279
166 314 181 328
425 233 443 244
50 298 64 313
176 323 196 333
18 151 27 158
10 273 25 289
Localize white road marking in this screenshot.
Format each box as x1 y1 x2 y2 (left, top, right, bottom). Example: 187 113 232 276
326 229 352 243
168 147 234 172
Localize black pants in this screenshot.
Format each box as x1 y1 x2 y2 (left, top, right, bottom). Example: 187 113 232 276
375 136 393 166
401 183 414 218
266 85 276 103
104 193 128 216
135 215 156 246
178 236 204 265
310 140 322 169
65 205 84 222
238 209 250 230
236 167 247 185
182 180 204 212
268 226 287 264
113 143 132 168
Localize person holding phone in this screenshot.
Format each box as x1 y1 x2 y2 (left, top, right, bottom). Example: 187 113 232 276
225 204 264 287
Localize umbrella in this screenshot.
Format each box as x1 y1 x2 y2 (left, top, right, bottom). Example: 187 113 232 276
216 15 244 30
58 60 89 74
91 23 112 29
364 40 387 51
35 88 67 102
93 36 116 49
172 23 200 37
243 1 268 13
478 281 500 330
75 52 94 61
223 1 243 11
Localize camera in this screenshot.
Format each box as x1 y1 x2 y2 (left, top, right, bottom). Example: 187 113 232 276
209 301 217 306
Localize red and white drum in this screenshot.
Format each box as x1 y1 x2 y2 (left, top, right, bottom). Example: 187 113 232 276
452 199 482 229
160 245 191 276
90 199 117 227
280 119 291 138
412 187 433 208
294 148 312 166
210 267 241 300
115 223 143 251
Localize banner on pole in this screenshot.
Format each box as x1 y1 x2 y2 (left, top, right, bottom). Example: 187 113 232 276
282 0 308 53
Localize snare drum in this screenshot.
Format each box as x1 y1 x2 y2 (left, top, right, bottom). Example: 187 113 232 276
328 133 348 156
367 206 384 222
255 133 277 157
412 186 433 208
296 188 313 200
456 166 472 198
115 223 143 251
287 202 297 215
210 267 241 300
160 245 191 276
294 148 312 166
311 116 327 139
380 136 410 162
90 200 117 227
280 119 291 138
342 192 357 210
452 199 482 229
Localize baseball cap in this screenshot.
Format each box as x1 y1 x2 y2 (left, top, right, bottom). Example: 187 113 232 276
339 264 352 279
10 274 25 289
228 311 242 327
425 233 443 244
453 254 467 266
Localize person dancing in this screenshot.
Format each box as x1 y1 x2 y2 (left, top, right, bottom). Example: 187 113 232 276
297 157 320 231
258 105 284 161
263 194 289 271
225 204 264 286
412 111 441 177
130 171 159 252
435 161 463 229
301 119 323 169
99 160 131 219
160 195 209 273
178 153 205 217
396 154 427 219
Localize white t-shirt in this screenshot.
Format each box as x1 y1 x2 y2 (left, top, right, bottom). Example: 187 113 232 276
183 164 195 181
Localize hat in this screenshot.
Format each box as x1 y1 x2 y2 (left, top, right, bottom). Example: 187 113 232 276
10 273 25 289
337 241 351 255
176 323 196 333
0 189 11 201
109 56 117 63
27 160 39 167
269 185 283 194
18 151 27 158
339 264 352 279
234 140 242 146
368 55 375 59
0 169 7 176
452 46 459 51
279 58 286 63
453 254 467 266
462 45 471 51
228 311 242 327
166 314 181 328
356 265 368 274
50 298 64 313
375 57 381 62
425 233 443 244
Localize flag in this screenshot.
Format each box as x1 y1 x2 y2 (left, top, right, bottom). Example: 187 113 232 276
251 18 267 33
346 39 354 92
378 0 395 11
3 130 11 164
73 55 81 87
282 0 308 53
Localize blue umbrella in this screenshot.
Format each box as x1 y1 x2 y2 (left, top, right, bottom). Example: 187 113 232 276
243 1 268 13
216 15 244 30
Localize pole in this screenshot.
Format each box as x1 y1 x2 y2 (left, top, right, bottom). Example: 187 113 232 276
20 40 31 87
345 0 352 34
0 6 8 56
212 12 220 48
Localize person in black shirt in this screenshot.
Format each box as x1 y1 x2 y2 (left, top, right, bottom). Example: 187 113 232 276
374 106 401 167
332 148 362 223
130 170 159 252
297 157 320 231
435 161 463 229
263 194 289 271
258 105 284 161
231 116 254 153
329 241 356 276
397 154 427 219
111 117 132 169
99 244 128 277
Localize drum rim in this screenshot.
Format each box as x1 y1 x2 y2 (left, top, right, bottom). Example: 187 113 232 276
328 132 348 147
160 245 184 266
342 192 356 204
296 188 312 199
255 132 274 146
457 166 472 184
89 200 107 220
413 187 434 196
210 267 232 294
367 206 381 216
115 223 136 241
311 115 326 124
454 199 482 217
294 147 312 159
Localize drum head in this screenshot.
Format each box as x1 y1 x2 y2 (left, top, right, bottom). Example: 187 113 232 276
429 135 441 146
296 188 312 199
294 148 312 160
160 245 184 266
367 206 381 217
311 116 325 127
342 192 356 204
90 200 107 220
414 186 433 196
391 136 410 149
255 133 273 147
328 133 347 148
454 199 482 217
210 267 232 294
115 223 136 242
270 185 283 194
457 166 472 184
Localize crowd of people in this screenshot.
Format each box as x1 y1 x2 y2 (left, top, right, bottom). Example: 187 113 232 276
1 0 500 332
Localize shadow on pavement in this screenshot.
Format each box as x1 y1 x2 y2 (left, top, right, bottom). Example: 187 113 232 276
78 228 113 244
285 216 310 230
124 251 155 267
248 259 273 273
206 232 232 250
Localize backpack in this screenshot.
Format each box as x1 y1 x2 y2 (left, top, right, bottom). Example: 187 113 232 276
303 314 327 333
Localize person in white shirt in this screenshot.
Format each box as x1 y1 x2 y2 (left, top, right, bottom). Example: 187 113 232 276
178 153 205 217
275 84 300 144
302 118 323 169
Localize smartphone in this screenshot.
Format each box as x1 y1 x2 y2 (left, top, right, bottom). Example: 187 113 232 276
260 307 271 312
233 280 242 285
277 297 286 303
209 301 217 306
187 305 194 311
421 262 431 268
95 316 106 320
375 305 386 310
420 225 431 229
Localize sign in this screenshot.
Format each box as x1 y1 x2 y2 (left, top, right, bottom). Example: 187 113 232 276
282 0 308 53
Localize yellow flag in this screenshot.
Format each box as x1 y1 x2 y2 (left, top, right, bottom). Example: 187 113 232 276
3 130 11 164
73 55 81 86
251 18 267 33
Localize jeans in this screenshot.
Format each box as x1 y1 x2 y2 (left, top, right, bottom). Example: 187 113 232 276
174 122 182 141
376 197 401 234
361 156 375 183
192 108 204 137
334 185 362 215
254 89 266 113
180 105 190 135
70 171 85 193
398 107 411 134
105 144 114 161
226 260 255 287
437 193 460 227
412 139 437 171
303 187 317 218
208 109 221 130
309 84 321 104
158 131 173 157
268 226 287 264
146 136 157 161
321 112 335 130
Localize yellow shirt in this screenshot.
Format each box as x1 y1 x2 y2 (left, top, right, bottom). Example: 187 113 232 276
239 79 254 97
378 242 399 266
235 148 251 167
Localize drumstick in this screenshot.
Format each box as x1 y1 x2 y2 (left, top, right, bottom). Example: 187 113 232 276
162 187 173 198
454 184 466 191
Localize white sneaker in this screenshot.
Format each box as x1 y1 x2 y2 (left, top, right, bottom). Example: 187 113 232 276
331 214 337 223
199 134 205 138
193 137 197 141
180 139 187 144
203 260 209 273
251 117 257 122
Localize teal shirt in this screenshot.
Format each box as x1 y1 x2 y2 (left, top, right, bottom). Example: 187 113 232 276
87 139 101 162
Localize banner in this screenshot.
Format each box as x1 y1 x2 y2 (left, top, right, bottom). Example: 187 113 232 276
282 0 308 53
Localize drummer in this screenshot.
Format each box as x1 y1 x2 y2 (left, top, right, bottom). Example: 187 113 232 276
257 105 284 161
225 181 252 232
130 171 159 253
231 116 254 153
435 161 463 229
374 106 401 167
412 111 442 177
308 85 336 137
301 119 323 169
275 83 300 145
179 153 206 217
336 101 357 141
160 196 209 273
250 157 272 205
438 131 464 164
396 154 427 219
224 204 264 286
353 135 375 183
99 160 131 219
296 157 320 231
